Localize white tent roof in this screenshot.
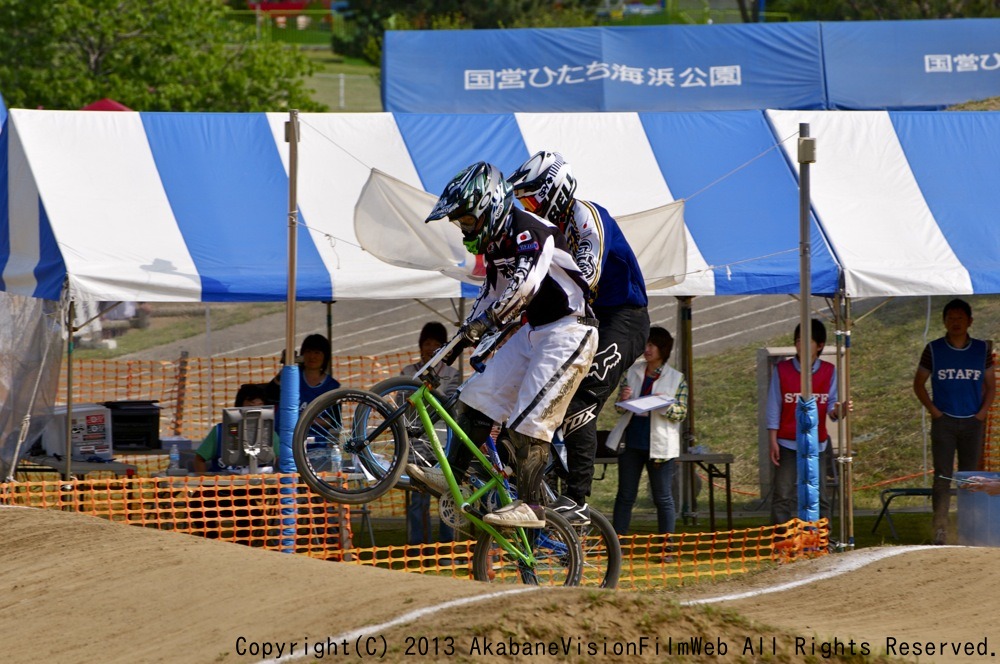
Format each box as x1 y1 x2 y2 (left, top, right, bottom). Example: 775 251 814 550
2 109 998 302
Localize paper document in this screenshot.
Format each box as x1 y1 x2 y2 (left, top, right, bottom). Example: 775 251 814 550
616 394 676 414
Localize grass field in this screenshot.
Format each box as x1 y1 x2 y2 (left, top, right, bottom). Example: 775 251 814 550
589 295 1000 520
302 49 381 112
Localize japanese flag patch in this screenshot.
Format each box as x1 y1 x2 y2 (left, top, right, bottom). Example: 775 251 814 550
516 229 539 252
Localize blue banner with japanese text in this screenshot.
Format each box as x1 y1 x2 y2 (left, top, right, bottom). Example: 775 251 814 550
822 19 1000 110
383 19 1000 112
382 23 826 112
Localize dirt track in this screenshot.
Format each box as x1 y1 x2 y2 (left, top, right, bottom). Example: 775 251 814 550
4 506 1000 663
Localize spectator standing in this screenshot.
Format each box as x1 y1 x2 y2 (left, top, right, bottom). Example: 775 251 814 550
400 322 461 547
267 333 341 428
609 327 687 541
913 298 995 545
766 318 846 526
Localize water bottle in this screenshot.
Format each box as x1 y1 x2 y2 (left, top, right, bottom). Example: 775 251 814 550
329 440 342 474
168 443 180 470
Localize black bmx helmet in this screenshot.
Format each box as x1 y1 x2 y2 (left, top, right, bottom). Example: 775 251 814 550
425 162 513 255
507 150 577 229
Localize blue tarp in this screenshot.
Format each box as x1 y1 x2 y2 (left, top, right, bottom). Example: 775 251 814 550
383 19 1000 112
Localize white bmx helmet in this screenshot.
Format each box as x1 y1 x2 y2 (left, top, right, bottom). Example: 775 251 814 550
507 150 577 227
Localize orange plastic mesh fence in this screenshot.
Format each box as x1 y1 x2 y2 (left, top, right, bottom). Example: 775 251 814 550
0 479 826 587
0 474 355 561
57 354 419 442
983 364 1000 471
343 518 829 586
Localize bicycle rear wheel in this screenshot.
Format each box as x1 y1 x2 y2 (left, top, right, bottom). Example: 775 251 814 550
576 508 622 588
471 508 582 586
293 389 408 504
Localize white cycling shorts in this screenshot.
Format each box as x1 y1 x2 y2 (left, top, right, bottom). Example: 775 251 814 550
460 316 598 441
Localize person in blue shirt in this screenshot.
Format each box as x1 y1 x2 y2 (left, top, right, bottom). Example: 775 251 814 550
914 298 996 545
267 333 342 429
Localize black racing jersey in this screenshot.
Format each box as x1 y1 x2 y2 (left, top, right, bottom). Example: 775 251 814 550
468 208 591 328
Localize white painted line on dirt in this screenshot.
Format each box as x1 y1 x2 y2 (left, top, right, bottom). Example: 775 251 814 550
681 545 944 606
263 586 540 662
693 314 799 348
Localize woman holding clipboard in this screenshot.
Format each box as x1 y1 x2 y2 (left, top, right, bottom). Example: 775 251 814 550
607 327 688 547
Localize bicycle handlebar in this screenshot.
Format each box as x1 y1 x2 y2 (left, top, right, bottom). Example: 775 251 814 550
411 333 465 387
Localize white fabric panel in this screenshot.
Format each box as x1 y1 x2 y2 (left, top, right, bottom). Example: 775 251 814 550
767 110 972 297
11 110 202 301
265 113 462 299
354 169 480 283
4 120 40 297
616 201 687 290
514 112 715 295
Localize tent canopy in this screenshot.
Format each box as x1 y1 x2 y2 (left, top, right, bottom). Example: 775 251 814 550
2 108 998 303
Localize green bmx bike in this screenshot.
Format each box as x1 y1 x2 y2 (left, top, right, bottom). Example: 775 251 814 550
292 333 584 586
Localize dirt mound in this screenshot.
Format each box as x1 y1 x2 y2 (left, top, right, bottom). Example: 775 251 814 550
0 507 478 663
4 506 998 663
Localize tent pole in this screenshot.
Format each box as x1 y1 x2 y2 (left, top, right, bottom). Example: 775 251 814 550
64 301 74 481
843 295 855 548
278 110 303 555
798 123 813 400
833 290 849 550
325 301 333 349
797 123 818 523
677 295 697 524
284 110 300 388
457 298 466 379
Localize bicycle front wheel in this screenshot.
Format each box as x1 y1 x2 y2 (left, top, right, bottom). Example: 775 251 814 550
293 389 408 504
471 508 582 586
576 508 622 589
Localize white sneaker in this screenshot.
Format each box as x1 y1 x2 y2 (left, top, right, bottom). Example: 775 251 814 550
406 464 449 496
483 500 546 529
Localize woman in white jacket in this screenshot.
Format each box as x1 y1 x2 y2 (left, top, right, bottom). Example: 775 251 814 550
608 326 688 537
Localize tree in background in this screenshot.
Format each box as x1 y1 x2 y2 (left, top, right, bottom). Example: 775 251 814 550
0 0 325 111
764 0 1000 20
334 0 598 66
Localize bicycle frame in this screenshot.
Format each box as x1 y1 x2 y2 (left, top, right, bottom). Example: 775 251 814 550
408 383 542 568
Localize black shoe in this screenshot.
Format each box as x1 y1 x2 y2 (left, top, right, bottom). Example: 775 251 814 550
551 495 591 525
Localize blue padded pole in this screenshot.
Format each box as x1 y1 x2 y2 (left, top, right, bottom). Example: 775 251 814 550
796 395 820 521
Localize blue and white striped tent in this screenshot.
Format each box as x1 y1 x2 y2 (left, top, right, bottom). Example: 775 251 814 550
1 108 998 303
